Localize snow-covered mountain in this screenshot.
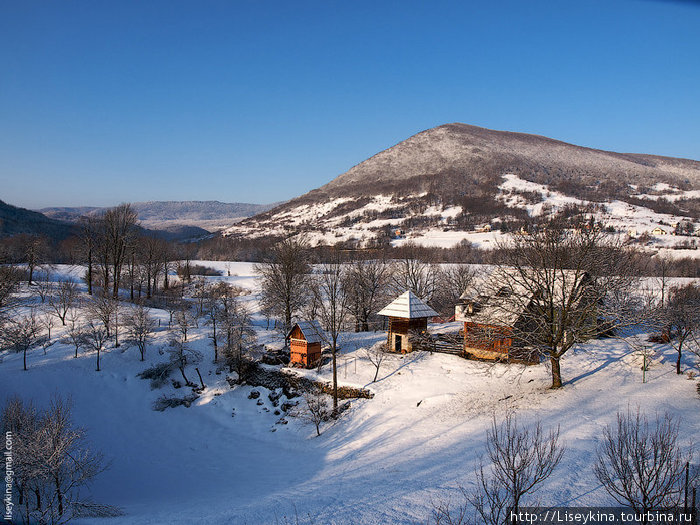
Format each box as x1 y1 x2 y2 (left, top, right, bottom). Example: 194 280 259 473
224 123 700 251
39 200 279 233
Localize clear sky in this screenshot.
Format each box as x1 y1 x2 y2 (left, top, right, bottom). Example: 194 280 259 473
1 0 699 209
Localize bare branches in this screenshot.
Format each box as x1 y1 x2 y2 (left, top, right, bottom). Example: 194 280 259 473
84 319 109 372
49 279 78 326
124 302 156 361
431 413 564 525
363 341 388 382
1 308 44 371
663 284 700 375
1 395 113 524
344 257 390 332
293 385 331 436
476 223 646 388
313 250 351 411
255 238 312 335
594 409 696 512
390 248 439 302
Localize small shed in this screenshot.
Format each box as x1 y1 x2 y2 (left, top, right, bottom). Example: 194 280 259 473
377 291 438 353
287 320 326 368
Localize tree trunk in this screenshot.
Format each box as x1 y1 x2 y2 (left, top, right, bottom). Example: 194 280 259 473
23 348 27 371
96 348 101 372
212 319 218 363
87 246 93 295
179 366 189 385
332 340 338 410
550 355 562 389
677 344 683 375
55 474 63 516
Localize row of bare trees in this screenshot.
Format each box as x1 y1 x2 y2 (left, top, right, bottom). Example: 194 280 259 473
77 204 181 300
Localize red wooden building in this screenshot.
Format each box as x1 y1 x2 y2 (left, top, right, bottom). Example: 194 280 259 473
455 267 588 364
287 320 326 368
378 291 438 353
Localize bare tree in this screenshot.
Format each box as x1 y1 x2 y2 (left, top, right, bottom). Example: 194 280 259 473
0 265 22 310
315 251 350 411
203 282 228 363
344 257 389 331
255 237 312 335
102 203 138 299
432 413 564 525
218 291 257 377
49 279 78 326
167 334 202 386
85 319 109 372
139 234 164 299
2 309 44 371
87 295 115 338
34 268 53 303
78 216 100 295
65 308 87 359
594 409 696 512
485 222 643 388
432 264 475 318
1 395 114 524
174 304 194 343
22 234 48 285
41 310 55 342
191 276 207 327
664 284 700 375
294 385 330 436
162 286 185 328
364 341 388 382
390 248 439 301
124 302 156 361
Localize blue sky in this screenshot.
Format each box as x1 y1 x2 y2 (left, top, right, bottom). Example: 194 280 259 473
1 0 699 208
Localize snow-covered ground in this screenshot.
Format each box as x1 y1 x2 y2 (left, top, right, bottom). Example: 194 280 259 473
1 263 699 524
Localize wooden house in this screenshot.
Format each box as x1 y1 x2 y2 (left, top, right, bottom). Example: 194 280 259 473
378 291 438 353
287 320 326 368
455 268 590 364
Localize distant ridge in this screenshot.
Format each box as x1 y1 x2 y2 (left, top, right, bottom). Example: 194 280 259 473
39 200 279 233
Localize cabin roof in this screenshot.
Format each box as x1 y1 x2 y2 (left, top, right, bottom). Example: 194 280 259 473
288 320 326 344
377 290 438 319
456 267 587 326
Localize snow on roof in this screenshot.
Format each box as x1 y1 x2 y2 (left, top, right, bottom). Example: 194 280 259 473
289 320 326 344
377 290 438 319
456 266 587 326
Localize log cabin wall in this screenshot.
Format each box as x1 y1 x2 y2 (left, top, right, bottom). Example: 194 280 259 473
387 317 429 353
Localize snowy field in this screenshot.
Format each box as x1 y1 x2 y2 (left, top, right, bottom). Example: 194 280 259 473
1 262 699 524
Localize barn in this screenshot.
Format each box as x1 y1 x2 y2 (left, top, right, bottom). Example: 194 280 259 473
378 290 438 353
287 320 326 368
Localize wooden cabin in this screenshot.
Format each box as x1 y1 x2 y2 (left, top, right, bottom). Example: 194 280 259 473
378 291 438 353
455 268 590 364
287 320 325 368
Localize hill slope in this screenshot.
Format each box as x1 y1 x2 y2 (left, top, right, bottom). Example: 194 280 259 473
224 123 700 248
0 200 77 239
